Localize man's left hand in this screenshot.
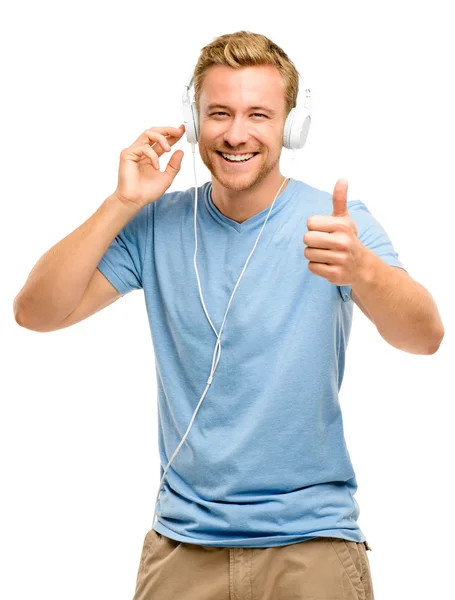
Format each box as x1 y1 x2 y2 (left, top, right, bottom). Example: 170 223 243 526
303 179 367 286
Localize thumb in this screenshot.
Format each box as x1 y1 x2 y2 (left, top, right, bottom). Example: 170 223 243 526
163 149 184 182
332 178 349 217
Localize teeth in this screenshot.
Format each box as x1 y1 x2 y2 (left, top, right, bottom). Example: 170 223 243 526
221 152 255 162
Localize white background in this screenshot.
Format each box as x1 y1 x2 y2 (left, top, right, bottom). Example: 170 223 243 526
2 2 453 599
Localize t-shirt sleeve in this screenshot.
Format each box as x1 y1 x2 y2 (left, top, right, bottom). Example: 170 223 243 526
96 203 150 296
338 200 407 302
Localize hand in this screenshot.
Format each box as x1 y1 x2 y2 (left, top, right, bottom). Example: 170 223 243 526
113 124 186 209
302 179 366 286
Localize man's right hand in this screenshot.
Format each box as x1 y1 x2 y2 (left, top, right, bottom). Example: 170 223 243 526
113 124 186 209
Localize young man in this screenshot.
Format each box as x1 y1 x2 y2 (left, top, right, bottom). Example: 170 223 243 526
14 31 443 600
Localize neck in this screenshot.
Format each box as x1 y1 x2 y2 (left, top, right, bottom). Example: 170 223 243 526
210 170 289 224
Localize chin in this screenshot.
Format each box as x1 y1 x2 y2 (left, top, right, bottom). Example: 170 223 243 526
202 151 277 192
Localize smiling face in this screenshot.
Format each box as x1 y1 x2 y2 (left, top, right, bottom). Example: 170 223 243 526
198 65 287 193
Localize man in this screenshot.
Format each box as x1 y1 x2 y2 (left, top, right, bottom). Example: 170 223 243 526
14 31 444 600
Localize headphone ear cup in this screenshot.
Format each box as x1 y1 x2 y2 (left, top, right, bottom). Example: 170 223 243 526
182 100 198 145
191 102 199 143
283 107 312 150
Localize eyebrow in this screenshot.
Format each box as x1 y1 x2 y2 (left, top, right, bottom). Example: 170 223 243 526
206 103 276 116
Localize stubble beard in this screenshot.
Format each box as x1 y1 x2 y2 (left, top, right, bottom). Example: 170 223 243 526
199 146 281 193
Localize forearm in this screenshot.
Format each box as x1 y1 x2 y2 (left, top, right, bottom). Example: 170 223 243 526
351 247 445 354
14 193 140 328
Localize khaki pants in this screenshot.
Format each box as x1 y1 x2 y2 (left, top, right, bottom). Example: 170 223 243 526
133 529 375 599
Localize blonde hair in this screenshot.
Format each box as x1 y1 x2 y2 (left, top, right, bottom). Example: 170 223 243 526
193 31 300 119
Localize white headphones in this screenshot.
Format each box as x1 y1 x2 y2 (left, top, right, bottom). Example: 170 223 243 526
181 69 312 149
151 67 312 530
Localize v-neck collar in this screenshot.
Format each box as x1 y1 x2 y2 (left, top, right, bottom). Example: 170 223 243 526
203 178 298 233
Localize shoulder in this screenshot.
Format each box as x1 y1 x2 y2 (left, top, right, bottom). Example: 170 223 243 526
293 179 359 215
153 181 210 217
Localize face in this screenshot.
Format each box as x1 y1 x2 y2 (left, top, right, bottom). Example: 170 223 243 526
198 65 287 192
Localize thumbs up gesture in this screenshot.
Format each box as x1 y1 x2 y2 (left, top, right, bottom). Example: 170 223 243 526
303 179 366 286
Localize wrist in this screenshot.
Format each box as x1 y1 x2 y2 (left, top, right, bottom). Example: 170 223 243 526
107 192 143 215
353 244 376 289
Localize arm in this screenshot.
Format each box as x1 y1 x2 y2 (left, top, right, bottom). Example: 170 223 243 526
351 247 444 355
14 124 186 332
13 194 142 331
304 179 445 355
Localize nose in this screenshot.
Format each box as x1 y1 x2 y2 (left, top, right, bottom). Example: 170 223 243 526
223 117 250 148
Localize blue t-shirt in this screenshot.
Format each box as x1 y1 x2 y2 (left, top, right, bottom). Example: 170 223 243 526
97 177 406 547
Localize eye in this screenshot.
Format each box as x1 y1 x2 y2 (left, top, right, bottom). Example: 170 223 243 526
209 112 268 118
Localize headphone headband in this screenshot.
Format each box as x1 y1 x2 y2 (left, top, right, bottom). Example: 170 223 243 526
182 72 194 104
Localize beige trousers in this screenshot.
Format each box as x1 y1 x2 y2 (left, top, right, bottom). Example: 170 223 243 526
133 529 375 599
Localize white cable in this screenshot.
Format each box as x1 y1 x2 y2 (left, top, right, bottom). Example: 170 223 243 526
151 144 288 527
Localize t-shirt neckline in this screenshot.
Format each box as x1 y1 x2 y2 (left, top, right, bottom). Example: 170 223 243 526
204 178 298 233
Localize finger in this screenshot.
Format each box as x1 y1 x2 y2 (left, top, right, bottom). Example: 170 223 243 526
151 131 184 155
304 229 351 250
304 247 343 264
332 178 349 217
164 123 185 138
130 144 160 170
303 231 335 249
147 125 185 137
307 215 350 232
163 124 186 145
131 126 185 151
142 145 161 170
308 261 336 279
148 129 186 157
145 132 172 156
